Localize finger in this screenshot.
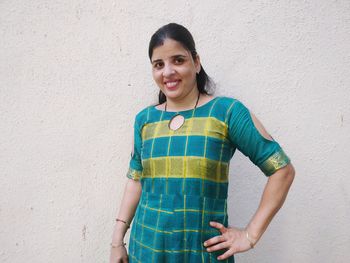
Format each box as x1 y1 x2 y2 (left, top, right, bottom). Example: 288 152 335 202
203 234 225 247
217 248 235 261
206 241 231 252
209 221 227 233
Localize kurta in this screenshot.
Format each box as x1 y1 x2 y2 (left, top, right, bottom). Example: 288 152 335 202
125 96 290 263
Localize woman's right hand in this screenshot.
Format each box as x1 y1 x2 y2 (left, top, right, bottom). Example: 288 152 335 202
109 244 129 263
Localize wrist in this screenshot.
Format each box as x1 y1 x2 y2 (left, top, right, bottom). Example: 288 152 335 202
245 222 262 242
112 224 128 242
114 218 131 233
244 223 261 247
112 234 125 243
110 242 126 249
116 218 131 228
244 228 257 249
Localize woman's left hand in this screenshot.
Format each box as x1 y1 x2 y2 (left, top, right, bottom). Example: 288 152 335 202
203 221 253 260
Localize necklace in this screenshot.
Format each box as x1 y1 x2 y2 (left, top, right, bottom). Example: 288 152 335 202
165 92 201 131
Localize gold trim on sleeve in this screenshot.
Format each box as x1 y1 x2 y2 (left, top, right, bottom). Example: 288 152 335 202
126 167 142 180
260 149 291 176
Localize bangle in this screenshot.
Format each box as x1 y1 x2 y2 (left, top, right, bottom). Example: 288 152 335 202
110 242 126 248
245 229 255 249
116 218 130 228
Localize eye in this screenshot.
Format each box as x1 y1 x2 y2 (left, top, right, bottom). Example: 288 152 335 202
174 57 185 64
153 61 164 69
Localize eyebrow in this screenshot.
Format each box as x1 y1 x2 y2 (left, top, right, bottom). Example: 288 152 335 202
151 54 188 64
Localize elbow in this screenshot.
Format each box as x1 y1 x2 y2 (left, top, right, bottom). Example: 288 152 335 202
270 163 295 186
127 178 142 194
283 163 295 186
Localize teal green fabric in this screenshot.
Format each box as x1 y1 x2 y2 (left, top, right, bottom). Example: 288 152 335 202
126 96 290 262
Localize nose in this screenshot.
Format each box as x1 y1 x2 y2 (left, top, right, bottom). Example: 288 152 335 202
162 63 175 77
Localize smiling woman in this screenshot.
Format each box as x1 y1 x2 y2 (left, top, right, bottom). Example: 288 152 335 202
151 38 200 102
110 23 295 263
150 38 202 132
149 23 214 112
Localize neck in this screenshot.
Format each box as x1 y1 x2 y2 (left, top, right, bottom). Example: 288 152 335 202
165 88 200 112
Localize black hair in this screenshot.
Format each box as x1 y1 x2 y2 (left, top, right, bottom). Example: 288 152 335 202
148 23 214 104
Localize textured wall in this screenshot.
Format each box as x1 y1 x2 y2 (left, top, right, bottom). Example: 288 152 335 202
1 0 349 262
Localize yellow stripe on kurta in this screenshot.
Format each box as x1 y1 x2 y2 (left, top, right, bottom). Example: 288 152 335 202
201 102 216 198
165 129 174 194
130 237 208 254
150 111 165 193
151 195 163 262
139 192 149 259
182 109 196 263
141 156 229 182
174 208 225 214
142 117 229 142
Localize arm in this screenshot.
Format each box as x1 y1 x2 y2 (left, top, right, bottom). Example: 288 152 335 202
204 100 295 259
111 178 142 244
109 178 141 263
112 113 144 242
110 113 144 263
245 111 296 243
205 164 295 260
246 163 295 246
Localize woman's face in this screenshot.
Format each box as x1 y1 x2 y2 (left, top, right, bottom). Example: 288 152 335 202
151 38 200 101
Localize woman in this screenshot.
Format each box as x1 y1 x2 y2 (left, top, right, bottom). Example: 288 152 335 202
110 23 295 263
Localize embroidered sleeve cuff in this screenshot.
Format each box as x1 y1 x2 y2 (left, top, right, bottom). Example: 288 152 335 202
259 148 291 177
126 167 142 181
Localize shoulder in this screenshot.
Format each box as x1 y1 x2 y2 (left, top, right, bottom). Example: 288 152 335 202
216 96 238 107
217 96 247 108
134 105 153 126
213 96 248 116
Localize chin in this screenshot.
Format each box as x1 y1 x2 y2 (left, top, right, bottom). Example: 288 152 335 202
164 91 183 100
161 88 179 96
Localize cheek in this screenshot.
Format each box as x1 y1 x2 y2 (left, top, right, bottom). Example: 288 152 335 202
152 71 164 87
180 68 196 82
152 71 161 82
178 65 196 77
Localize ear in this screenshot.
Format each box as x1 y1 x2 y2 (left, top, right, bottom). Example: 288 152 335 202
194 54 201 73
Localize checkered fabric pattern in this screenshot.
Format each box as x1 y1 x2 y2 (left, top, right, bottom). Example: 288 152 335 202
126 96 290 263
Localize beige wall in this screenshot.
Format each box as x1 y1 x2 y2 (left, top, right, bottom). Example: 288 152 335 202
1 0 349 262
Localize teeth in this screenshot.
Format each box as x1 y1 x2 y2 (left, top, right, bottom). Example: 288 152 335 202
166 81 178 88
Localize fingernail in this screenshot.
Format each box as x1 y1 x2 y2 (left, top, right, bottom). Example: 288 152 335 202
203 242 207 246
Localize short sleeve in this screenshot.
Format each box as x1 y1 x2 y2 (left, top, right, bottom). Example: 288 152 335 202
126 115 143 180
228 100 291 176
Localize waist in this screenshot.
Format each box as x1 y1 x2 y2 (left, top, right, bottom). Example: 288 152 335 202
139 191 228 215
140 177 229 199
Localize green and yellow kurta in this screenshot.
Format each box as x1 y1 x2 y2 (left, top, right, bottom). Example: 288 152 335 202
126 96 290 263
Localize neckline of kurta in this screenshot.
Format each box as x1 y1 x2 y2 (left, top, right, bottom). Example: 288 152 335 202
151 96 220 115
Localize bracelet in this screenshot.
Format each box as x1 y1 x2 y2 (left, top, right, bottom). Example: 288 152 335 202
110 242 126 248
116 218 130 228
245 229 255 249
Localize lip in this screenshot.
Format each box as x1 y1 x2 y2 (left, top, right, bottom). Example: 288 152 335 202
164 80 181 90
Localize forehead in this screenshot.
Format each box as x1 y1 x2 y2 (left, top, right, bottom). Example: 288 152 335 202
151 38 190 61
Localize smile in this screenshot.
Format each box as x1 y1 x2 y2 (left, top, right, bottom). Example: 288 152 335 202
165 80 180 89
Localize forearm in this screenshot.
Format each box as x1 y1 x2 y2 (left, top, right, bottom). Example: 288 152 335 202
246 163 295 245
112 178 142 243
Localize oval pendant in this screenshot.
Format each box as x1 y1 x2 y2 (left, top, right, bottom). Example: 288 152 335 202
168 114 185 131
